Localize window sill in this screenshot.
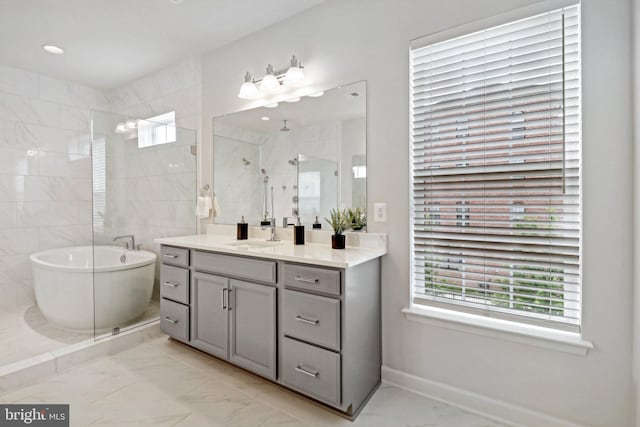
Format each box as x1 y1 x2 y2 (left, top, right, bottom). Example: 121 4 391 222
402 306 594 356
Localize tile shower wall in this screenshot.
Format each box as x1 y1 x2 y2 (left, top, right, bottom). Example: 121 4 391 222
213 123 268 225
103 57 201 287
0 64 104 309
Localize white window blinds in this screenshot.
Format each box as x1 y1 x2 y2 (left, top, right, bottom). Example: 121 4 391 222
409 4 581 331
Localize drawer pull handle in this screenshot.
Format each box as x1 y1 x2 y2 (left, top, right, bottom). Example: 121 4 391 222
295 276 319 284
295 365 319 378
163 254 179 259
163 281 180 287
164 316 179 324
295 315 319 325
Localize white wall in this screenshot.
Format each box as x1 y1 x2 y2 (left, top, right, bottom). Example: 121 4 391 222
200 0 634 425
0 64 103 309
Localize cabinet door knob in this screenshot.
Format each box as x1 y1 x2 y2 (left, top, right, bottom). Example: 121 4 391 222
163 281 180 287
294 276 319 284
164 316 178 324
295 365 319 378
163 254 179 259
295 315 319 325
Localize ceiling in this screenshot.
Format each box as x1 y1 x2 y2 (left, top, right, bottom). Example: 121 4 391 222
0 0 323 89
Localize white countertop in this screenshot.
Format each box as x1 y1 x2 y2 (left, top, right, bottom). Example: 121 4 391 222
154 234 387 268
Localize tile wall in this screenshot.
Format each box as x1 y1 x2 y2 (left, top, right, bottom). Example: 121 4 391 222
0 65 105 309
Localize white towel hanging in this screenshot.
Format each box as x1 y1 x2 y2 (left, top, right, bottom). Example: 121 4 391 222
196 196 212 218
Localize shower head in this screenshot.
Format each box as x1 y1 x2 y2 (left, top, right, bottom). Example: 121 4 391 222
280 120 290 132
242 157 251 166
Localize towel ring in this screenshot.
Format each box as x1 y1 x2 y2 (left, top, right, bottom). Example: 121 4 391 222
200 184 214 197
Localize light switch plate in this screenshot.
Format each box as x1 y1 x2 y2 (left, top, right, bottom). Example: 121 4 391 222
374 202 387 223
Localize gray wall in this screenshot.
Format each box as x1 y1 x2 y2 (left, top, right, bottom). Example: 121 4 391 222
199 0 634 425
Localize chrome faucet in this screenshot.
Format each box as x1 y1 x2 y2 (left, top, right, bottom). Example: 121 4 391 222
113 234 136 250
261 221 279 242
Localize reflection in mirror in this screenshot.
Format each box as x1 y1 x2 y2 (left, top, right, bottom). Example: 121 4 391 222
297 154 338 225
213 81 366 229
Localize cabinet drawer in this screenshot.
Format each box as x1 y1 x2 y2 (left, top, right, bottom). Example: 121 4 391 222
161 246 189 268
283 289 340 351
160 298 189 342
283 264 341 296
193 251 276 284
281 337 341 406
160 264 189 304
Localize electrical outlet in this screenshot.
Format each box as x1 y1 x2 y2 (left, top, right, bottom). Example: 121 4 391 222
374 202 387 223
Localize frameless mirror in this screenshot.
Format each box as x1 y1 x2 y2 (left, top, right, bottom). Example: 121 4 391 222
213 81 366 229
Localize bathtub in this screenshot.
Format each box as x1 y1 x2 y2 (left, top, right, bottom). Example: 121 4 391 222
30 246 157 332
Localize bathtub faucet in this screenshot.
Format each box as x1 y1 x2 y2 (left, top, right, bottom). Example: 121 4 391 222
113 234 136 250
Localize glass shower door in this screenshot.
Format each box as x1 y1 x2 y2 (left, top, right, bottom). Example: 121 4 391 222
90 110 197 338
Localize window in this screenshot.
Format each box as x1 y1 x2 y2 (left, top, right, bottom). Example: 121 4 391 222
138 111 176 148
409 5 581 331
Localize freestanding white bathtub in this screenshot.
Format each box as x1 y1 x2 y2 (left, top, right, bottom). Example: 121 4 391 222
30 246 157 332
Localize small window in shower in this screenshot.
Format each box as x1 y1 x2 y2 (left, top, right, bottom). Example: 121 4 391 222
137 111 176 148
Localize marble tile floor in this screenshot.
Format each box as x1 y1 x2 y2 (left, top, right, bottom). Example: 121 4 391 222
0 300 160 367
0 335 507 427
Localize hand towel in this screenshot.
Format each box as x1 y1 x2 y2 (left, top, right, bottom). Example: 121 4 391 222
196 196 212 219
212 194 221 217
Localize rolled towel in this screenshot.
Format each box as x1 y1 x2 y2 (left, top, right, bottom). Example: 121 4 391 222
196 196 212 218
212 194 221 217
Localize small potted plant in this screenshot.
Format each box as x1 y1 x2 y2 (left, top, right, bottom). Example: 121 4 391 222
347 207 366 231
325 208 349 249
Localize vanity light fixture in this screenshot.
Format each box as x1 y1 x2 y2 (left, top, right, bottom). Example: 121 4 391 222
238 72 262 100
260 65 280 94
42 44 65 55
237 55 306 100
261 116 270 121
284 55 305 87
284 97 300 103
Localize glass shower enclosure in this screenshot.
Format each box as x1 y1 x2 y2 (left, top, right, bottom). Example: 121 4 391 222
90 110 197 339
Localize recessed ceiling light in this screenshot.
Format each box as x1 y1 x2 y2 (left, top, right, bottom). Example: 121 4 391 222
261 116 270 121
42 44 64 55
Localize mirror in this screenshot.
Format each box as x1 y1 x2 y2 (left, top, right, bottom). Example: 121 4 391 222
213 81 366 229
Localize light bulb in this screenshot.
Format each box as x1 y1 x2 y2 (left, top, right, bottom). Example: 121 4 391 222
238 72 262 100
261 74 280 93
284 67 305 87
284 55 306 87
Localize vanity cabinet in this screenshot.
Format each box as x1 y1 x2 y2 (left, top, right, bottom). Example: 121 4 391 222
159 243 382 417
191 272 228 359
190 252 277 380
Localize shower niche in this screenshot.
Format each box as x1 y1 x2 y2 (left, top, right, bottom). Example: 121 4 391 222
213 81 366 228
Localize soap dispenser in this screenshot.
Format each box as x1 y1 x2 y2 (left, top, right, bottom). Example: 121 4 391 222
294 217 305 245
237 216 248 240
312 216 322 230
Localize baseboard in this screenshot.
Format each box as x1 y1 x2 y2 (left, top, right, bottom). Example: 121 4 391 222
381 365 584 427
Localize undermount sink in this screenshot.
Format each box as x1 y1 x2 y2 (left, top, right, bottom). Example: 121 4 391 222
225 240 284 252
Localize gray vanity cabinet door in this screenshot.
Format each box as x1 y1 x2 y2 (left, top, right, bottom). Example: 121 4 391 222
191 272 229 359
229 279 277 380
